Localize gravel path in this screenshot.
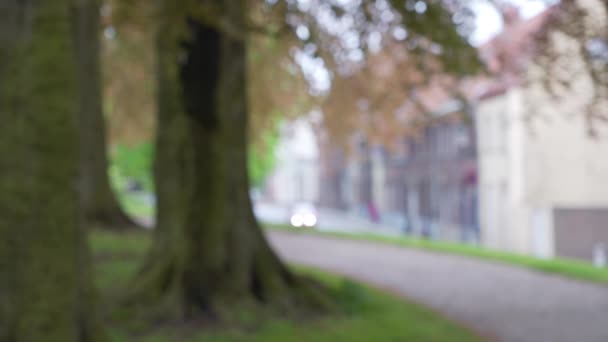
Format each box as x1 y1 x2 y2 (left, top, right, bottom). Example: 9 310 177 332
268 231 608 342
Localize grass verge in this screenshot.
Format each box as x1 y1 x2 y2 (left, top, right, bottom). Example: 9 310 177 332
91 230 480 342
265 224 608 285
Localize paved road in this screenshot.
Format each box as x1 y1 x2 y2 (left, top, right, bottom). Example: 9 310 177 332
268 231 608 342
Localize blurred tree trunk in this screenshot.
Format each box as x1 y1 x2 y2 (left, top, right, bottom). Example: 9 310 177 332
73 0 135 228
0 1 104 341
131 0 331 319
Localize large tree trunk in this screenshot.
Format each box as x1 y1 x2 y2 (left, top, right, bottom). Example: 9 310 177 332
131 0 331 319
0 1 104 341
73 0 135 228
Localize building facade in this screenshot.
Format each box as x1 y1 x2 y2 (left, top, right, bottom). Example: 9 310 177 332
477 86 608 260
265 118 319 205
394 110 478 242
475 2 608 261
337 106 479 242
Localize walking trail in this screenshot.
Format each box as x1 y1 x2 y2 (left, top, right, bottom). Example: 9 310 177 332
268 231 608 342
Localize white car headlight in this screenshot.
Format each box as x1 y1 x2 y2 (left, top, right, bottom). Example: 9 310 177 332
290 214 304 227
303 213 317 227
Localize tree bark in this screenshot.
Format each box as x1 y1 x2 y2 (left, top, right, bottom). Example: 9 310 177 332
131 0 331 320
73 0 135 228
0 1 104 341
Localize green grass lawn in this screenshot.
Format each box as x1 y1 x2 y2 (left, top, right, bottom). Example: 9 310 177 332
113 190 155 220
266 224 608 285
91 230 480 342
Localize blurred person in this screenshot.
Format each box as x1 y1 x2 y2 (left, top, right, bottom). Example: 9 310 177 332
367 201 380 223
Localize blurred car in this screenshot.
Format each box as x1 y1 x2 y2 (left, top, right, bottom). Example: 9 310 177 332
289 202 318 228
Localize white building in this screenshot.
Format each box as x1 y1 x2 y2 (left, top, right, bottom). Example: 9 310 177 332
265 118 319 205
476 62 608 260
475 2 608 261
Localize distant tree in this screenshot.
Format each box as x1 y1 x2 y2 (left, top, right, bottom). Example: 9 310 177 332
73 0 135 228
0 1 104 340
249 118 281 188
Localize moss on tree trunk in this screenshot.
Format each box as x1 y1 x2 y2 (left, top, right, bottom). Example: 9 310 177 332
72 0 135 229
0 1 104 341
130 0 332 321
